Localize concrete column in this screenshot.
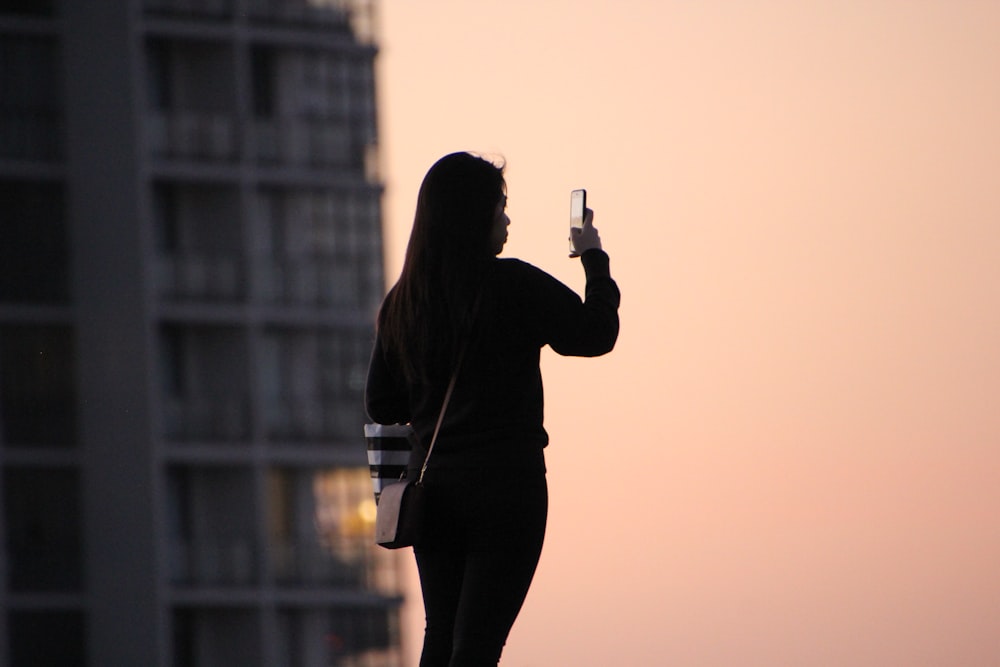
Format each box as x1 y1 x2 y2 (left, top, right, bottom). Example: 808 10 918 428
63 0 163 664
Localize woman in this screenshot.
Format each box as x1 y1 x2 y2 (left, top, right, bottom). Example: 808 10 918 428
365 152 620 666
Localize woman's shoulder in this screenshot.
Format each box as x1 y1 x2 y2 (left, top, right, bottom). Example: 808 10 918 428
492 257 569 292
490 258 570 307
494 257 549 279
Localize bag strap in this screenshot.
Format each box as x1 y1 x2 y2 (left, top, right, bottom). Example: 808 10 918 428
416 288 483 485
416 351 463 486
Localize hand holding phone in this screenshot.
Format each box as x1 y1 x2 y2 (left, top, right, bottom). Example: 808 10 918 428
568 188 602 257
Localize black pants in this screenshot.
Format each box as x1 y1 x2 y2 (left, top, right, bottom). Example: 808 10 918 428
414 468 548 667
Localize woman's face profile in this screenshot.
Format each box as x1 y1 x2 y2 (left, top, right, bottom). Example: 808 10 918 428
490 195 510 255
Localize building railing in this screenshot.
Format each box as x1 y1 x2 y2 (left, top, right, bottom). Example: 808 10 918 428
270 536 400 593
167 536 401 594
169 538 256 585
155 254 244 302
270 538 363 586
258 258 363 307
152 252 380 309
147 111 238 162
146 112 377 173
253 117 357 168
164 395 250 441
264 393 361 441
246 0 374 43
145 0 232 18
142 0 376 44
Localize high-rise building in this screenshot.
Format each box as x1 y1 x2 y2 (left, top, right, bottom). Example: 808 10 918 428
0 1 403 665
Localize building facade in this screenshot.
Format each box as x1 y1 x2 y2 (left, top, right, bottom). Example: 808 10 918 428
0 1 402 665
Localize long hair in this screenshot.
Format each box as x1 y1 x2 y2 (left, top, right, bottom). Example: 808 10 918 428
378 152 506 383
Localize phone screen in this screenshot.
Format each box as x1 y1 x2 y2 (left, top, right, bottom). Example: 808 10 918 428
570 189 587 230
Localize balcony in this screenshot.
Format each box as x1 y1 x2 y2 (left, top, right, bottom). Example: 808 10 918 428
264 393 360 442
270 537 367 587
246 0 354 32
155 253 244 302
169 537 256 586
258 258 362 308
164 394 250 442
143 0 233 18
254 117 354 168
167 533 400 594
147 111 238 162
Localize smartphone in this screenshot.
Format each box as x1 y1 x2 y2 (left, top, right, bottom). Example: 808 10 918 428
570 188 587 231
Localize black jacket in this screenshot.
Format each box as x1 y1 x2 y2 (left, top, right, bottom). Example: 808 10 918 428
365 249 620 473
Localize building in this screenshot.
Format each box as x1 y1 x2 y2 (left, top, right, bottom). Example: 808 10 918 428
0 0 403 665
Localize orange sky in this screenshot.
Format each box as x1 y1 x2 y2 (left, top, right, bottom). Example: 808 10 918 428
374 2 1000 664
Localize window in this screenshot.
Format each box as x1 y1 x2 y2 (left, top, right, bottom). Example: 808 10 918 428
250 46 276 118
0 181 68 303
167 466 256 585
276 606 401 667
8 611 85 666
146 39 173 110
3 467 83 591
159 326 249 442
0 325 76 447
143 39 237 160
0 35 62 160
151 183 244 301
266 467 387 588
172 608 260 667
261 329 369 441
0 0 55 15
143 39 235 113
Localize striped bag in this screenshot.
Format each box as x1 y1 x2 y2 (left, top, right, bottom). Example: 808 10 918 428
363 423 416 504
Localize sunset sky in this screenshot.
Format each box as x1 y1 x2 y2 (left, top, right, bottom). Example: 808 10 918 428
373 2 1000 664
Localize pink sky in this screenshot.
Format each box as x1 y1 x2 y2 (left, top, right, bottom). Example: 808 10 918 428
374 1 1000 664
